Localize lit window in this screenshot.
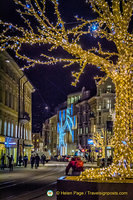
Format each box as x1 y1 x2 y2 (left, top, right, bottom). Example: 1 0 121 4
18 125 20 138
4 121 7 136
24 128 25 139
86 127 88 133
107 85 112 92
8 122 10 137
15 124 17 138
106 99 111 109
11 123 14 137
26 129 28 140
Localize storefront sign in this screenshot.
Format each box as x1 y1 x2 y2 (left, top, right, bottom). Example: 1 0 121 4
5 137 17 148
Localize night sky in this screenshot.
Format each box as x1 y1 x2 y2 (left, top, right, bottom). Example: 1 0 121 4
0 0 114 132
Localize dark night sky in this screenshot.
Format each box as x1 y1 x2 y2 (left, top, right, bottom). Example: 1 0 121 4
0 0 113 132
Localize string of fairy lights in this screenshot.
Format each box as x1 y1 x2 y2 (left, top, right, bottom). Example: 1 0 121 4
0 0 133 180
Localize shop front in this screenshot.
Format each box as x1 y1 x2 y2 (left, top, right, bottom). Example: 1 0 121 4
5 137 17 164
24 140 33 160
0 136 6 165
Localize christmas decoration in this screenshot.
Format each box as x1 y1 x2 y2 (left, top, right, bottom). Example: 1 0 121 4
0 0 133 180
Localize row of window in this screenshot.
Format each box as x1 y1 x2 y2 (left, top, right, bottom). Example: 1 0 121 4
5 90 18 111
78 113 90 124
97 99 112 110
0 120 31 140
78 127 89 135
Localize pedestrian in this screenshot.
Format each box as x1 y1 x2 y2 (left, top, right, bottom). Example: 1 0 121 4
101 158 105 167
97 155 100 167
23 155 28 168
35 154 40 169
108 155 113 165
1 154 5 170
41 154 46 166
30 155 35 169
7 155 14 171
65 157 84 176
19 155 22 166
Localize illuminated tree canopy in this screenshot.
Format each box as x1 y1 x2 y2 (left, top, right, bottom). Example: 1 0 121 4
0 0 133 180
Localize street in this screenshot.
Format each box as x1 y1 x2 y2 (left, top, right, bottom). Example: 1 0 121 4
0 161 97 200
0 161 67 200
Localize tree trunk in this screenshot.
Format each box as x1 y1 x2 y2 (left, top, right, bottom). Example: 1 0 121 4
112 73 133 177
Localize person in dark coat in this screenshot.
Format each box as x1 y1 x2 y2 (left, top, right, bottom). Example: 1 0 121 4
41 154 46 166
30 155 35 169
1 154 5 170
23 155 28 168
7 155 14 171
35 154 40 169
19 155 22 166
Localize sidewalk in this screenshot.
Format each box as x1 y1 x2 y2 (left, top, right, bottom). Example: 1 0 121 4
0 161 98 173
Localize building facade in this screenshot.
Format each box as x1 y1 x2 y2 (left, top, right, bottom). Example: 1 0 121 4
0 51 33 165
49 114 58 156
32 133 43 152
95 78 115 158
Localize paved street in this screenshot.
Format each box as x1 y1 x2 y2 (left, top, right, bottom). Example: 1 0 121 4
0 161 97 200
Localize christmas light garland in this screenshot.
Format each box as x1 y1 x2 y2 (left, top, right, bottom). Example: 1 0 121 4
0 0 133 180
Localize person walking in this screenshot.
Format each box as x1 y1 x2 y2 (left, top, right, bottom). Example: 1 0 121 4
19 155 22 166
23 155 28 168
65 157 84 176
7 155 14 171
1 154 5 170
30 155 35 169
41 154 46 166
35 154 40 169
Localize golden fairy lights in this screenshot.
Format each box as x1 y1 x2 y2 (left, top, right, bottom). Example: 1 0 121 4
0 0 133 180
